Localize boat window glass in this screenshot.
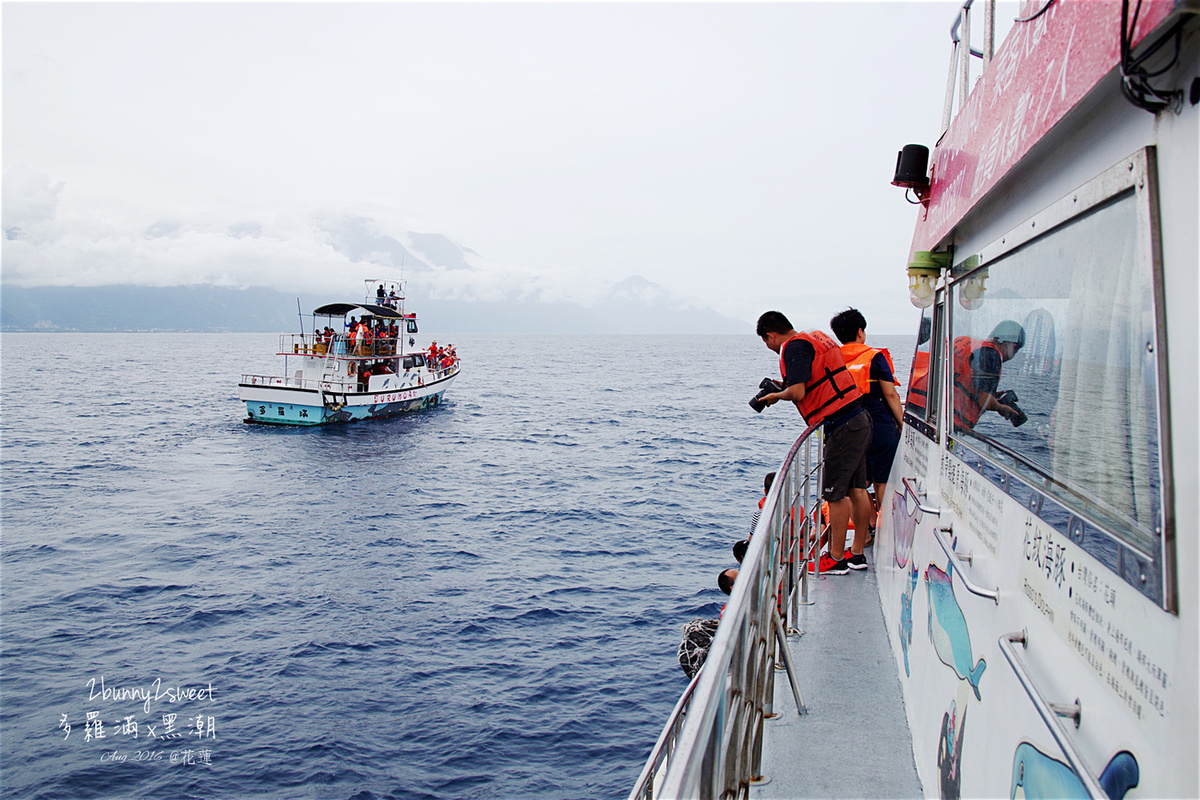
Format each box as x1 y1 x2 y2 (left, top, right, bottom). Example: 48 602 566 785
949 189 1163 556
406 320 418 334
904 303 940 438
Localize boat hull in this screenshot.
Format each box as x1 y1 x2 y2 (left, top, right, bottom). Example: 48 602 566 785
239 374 456 426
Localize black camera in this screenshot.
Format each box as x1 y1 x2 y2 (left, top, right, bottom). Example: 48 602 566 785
995 389 1028 427
749 378 783 413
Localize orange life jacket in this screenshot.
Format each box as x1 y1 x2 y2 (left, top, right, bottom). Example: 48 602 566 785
907 350 930 415
778 331 862 426
839 343 900 396
952 337 1002 429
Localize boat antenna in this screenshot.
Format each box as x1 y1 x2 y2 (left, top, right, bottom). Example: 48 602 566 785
297 297 304 335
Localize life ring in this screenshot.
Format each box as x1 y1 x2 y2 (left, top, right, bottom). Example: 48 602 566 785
347 362 357 376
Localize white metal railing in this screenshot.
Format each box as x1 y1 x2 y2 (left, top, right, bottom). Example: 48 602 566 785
280 333 409 359
239 374 358 392
630 423 828 800
239 364 460 393
942 0 997 135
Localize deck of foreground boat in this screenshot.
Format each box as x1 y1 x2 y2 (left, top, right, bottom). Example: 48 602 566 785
752 548 922 800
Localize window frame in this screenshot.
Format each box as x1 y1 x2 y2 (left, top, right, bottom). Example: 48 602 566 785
945 147 1174 610
903 293 945 443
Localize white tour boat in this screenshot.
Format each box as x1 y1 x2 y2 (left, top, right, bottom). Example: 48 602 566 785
238 279 460 426
632 1 1197 798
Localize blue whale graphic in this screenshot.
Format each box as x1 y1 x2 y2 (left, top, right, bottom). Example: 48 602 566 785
1011 741 1139 800
925 562 986 699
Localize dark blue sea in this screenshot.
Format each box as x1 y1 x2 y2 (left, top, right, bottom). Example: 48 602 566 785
1 332 915 800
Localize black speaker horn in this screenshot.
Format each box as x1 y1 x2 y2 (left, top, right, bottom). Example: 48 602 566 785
892 144 930 190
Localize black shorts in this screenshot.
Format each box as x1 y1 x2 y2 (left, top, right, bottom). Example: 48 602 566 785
822 410 871 502
866 419 901 484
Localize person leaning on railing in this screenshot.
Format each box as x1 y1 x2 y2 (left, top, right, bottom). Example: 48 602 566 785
754 310 873 575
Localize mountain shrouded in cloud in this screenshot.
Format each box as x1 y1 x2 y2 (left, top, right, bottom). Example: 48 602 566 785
1 170 746 333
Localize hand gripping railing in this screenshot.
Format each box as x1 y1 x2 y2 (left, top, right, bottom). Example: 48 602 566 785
628 423 824 800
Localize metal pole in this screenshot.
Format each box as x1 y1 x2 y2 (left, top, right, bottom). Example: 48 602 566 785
959 3 972 114
983 0 995 66
774 612 807 714
942 38 960 134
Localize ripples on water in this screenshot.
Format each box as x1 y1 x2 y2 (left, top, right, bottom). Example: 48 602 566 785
1 332 914 799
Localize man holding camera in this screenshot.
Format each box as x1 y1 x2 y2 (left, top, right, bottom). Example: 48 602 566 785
952 320 1026 432
754 311 873 575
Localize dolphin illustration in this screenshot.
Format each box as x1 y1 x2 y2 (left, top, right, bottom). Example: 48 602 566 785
899 561 918 676
1011 741 1139 800
925 562 986 699
893 492 918 568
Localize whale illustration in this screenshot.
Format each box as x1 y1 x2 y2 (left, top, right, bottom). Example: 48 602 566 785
893 491 918 568
1011 741 1139 800
899 561 918 676
925 562 986 699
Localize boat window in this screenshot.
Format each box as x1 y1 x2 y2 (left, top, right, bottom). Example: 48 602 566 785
904 302 941 439
949 182 1164 559
406 320 418 334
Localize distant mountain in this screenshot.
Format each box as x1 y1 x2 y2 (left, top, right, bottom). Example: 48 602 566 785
0 282 749 334
0 202 748 333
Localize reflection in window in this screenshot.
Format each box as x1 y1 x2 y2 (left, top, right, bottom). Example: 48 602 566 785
905 306 937 425
950 191 1162 553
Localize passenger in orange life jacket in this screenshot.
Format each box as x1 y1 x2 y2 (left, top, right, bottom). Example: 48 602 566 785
755 311 872 575
831 307 904 537
952 320 1026 431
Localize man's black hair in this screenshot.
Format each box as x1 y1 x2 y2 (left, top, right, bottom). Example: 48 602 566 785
756 311 793 338
717 569 737 595
732 539 748 564
830 307 867 344
764 471 776 494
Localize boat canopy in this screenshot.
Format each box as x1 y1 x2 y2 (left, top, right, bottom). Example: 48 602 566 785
312 303 409 319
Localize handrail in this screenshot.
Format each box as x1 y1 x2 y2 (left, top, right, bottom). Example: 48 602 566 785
629 671 704 800
932 526 999 604
902 476 942 516
239 365 459 393
998 631 1105 799
629 423 824 800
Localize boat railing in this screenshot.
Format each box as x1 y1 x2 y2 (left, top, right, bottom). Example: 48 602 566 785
239 374 358 392
240 361 460 393
281 333 412 359
629 422 828 800
941 0 996 135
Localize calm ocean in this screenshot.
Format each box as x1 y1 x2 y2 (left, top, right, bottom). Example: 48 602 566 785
1 331 914 800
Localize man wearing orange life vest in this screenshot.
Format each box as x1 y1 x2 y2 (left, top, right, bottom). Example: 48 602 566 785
952 320 1025 431
755 311 873 575
831 308 904 527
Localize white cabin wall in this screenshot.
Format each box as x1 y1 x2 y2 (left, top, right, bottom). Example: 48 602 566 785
881 23 1199 797
1151 21 1199 795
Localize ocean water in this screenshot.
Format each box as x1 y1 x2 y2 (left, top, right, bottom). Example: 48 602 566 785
1 331 915 800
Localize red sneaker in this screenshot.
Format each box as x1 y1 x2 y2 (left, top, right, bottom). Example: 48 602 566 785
808 554 845 574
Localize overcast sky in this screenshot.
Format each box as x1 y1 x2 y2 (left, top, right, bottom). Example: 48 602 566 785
3 2 1018 333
